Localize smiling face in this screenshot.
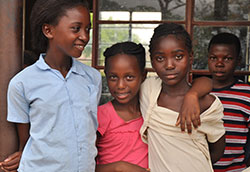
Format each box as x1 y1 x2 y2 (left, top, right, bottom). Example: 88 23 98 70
208 44 239 87
105 54 144 105
151 35 192 87
46 5 90 58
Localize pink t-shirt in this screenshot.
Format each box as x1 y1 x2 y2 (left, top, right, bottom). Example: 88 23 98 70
96 101 148 168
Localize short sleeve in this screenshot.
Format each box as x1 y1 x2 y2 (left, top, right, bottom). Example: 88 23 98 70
140 76 162 119
7 79 30 123
198 96 225 143
97 103 112 136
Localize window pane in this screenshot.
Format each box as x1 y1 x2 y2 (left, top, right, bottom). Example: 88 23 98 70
194 0 250 21
99 70 113 105
100 11 130 21
193 26 250 71
99 0 186 21
98 24 159 67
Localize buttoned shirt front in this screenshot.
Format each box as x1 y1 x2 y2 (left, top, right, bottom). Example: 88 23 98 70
7 54 102 172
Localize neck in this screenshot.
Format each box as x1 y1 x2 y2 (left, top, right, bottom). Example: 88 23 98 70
112 95 140 114
213 77 235 89
161 81 191 97
44 51 72 77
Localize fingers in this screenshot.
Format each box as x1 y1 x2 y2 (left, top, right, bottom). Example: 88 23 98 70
178 113 201 134
175 116 180 126
0 152 21 172
1 163 19 171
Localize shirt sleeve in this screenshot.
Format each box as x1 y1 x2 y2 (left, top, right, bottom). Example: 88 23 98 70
7 79 30 123
140 77 157 119
198 96 225 143
97 103 111 136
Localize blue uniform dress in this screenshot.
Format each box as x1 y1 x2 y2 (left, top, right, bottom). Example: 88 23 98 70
7 54 102 172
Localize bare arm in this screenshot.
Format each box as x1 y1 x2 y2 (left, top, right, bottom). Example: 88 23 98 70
208 134 225 164
177 77 213 133
96 162 150 172
0 123 30 172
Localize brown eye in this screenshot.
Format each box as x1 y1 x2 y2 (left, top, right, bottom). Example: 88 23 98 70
126 75 135 81
71 26 80 32
109 75 117 81
224 57 233 61
156 56 164 62
209 56 217 61
175 54 183 60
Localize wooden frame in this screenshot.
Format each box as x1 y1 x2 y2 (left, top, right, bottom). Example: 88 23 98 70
92 0 250 76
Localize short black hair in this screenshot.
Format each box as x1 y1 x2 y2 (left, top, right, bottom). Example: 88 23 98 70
208 32 241 58
104 41 146 73
30 0 89 54
149 23 192 56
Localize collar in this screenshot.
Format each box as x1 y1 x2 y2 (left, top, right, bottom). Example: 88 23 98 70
36 54 86 76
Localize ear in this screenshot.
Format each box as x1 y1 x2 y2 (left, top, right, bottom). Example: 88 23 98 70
42 24 54 39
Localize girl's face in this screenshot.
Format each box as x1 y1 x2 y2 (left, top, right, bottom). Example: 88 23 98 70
105 54 144 105
45 5 90 58
151 35 192 87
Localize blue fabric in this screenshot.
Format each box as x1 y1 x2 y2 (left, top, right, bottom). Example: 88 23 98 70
7 54 102 172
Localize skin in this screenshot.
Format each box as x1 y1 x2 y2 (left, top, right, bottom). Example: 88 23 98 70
151 34 225 163
96 53 149 172
0 5 90 172
208 44 240 89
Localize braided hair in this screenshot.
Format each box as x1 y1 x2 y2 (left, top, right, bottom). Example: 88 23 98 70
149 23 192 56
104 41 146 73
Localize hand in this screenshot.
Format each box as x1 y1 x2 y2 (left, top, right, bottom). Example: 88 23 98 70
176 91 201 134
118 161 150 172
0 151 22 172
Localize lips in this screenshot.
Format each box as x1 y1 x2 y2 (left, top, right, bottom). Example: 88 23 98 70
115 92 129 99
164 73 177 79
214 71 225 76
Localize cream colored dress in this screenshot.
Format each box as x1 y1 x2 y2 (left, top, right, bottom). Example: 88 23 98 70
140 77 225 172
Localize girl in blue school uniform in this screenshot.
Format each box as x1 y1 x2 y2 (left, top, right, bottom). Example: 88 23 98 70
0 0 101 171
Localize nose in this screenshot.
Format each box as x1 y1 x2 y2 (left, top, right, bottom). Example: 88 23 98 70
215 58 224 67
117 79 126 89
79 29 89 43
165 58 175 70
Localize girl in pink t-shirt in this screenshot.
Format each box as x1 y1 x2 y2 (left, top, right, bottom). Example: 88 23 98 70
96 42 149 172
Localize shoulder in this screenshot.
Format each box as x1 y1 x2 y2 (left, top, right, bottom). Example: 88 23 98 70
74 60 101 83
9 65 37 88
231 80 250 91
98 102 115 119
97 102 114 131
141 76 161 90
98 101 112 112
